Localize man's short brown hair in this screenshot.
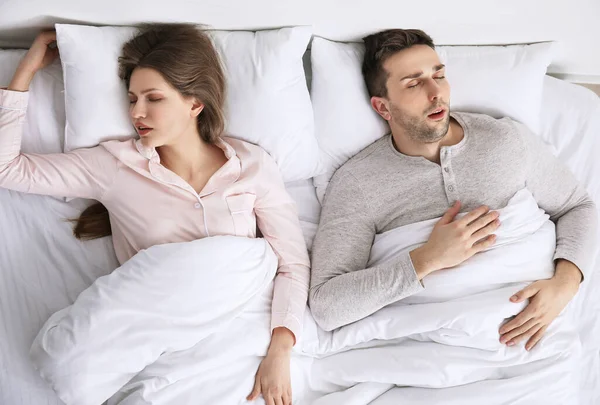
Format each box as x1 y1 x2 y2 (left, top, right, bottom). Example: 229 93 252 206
362 29 435 98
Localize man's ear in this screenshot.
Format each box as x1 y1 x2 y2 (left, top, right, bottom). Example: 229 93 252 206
370 96 392 121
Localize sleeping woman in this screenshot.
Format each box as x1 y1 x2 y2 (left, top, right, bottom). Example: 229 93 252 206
0 24 308 405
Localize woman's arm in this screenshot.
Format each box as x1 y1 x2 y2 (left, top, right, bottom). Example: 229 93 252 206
254 149 311 346
247 149 308 405
0 32 119 200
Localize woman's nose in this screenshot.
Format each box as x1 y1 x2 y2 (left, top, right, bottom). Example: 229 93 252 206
130 101 146 119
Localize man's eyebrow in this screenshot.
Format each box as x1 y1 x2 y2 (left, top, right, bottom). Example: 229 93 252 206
400 71 424 81
400 64 446 81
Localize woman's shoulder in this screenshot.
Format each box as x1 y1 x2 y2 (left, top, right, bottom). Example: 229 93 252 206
222 136 281 180
100 138 146 161
222 136 275 165
222 136 266 156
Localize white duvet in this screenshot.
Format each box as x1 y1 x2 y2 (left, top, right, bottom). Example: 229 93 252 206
30 236 278 405
301 188 581 404
29 188 582 405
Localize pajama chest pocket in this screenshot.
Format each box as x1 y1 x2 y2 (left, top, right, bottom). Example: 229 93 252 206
226 193 257 238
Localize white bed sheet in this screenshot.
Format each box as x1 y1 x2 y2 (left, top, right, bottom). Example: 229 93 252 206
539 77 600 405
284 179 321 251
1 76 599 404
0 191 117 404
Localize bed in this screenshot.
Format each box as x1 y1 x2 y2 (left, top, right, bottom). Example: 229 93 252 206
1 23 599 405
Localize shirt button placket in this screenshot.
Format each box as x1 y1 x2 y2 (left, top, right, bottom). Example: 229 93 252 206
441 149 459 203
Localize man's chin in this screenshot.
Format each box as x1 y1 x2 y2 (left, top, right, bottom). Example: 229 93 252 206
421 134 446 144
420 127 449 144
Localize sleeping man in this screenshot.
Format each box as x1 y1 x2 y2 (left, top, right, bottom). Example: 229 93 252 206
308 28 597 353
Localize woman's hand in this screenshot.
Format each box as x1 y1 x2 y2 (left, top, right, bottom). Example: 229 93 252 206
9 31 59 92
247 327 295 405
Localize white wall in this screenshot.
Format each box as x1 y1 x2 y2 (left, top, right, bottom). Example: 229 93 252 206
0 0 598 82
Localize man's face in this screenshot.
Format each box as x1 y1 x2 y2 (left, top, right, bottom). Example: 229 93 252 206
371 45 451 143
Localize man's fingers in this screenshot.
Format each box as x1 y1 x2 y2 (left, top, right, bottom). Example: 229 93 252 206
511 284 539 303
470 218 500 244
499 308 535 335
526 325 548 351
438 201 461 225
468 211 499 235
265 394 276 405
500 318 538 344
509 324 541 346
457 205 489 227
247 379 261 401
470 234 497 254
468 210 499 231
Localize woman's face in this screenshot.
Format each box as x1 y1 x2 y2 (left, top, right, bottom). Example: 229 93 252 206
128 67 204 148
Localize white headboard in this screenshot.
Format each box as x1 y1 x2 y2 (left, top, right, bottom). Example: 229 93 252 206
1 0 598 83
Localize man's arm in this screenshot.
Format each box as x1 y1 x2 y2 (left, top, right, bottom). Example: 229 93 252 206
517 120 599 280
309 170 424 331
498 121 598 350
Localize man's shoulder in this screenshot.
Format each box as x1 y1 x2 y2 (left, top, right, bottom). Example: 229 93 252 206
454 111 510 127
453 111 528 148
454 111 524 133
323 136 390 210
335 135 390 178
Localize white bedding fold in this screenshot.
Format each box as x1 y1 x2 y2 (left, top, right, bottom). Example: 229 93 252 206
30 236 278 405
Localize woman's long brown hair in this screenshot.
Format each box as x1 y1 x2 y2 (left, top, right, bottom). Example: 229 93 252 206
73 23 226 240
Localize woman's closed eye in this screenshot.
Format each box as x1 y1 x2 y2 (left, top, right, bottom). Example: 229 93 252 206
129 97 163 104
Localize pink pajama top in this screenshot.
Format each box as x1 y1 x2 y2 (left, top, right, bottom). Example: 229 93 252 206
0 89 310 342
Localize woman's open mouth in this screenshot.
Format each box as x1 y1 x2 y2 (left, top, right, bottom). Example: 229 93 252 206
136 126 153 136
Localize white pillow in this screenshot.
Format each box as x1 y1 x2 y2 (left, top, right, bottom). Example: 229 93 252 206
310 38 555 202
55 24 320 183
0 50 65 154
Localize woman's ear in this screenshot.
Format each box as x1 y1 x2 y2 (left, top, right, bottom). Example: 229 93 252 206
191 99 205 118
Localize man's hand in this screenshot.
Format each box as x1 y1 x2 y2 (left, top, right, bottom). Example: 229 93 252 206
499 260 582 350
410 201 500 279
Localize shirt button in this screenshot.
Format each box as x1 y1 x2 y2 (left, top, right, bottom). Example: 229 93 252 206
194 203 201 209
444 167 450 173
448 185 454 192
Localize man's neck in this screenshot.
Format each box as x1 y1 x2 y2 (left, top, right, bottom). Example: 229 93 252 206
391 118 464 164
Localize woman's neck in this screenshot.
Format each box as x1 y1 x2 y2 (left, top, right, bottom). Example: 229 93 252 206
158 129 221 181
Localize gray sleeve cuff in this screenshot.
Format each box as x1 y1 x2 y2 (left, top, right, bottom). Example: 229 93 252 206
553 250 591 282
393 251 426 296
